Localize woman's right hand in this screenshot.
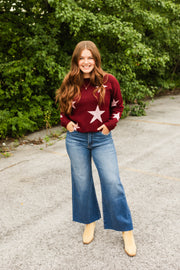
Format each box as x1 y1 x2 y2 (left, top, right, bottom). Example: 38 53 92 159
66 121 78 132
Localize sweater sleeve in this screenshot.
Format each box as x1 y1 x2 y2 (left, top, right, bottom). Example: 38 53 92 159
104 75 124 131
60 112 71 129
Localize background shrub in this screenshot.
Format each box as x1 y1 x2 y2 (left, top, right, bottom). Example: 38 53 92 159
0 0 179 138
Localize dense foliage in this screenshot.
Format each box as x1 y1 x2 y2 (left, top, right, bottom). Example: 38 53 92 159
0 0 179 138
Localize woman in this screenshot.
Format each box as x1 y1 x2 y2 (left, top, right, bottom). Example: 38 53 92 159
56 41 136 256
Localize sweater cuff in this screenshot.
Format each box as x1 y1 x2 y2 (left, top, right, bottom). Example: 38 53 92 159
60 115 71 129
104 120 117 131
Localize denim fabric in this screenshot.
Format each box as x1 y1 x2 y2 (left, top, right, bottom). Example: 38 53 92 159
66 130 133 231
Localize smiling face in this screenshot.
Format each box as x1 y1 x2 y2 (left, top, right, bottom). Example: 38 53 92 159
78 49 95 78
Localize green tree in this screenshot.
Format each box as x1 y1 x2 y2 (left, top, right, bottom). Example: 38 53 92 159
0 0 179 138
0 0 66 137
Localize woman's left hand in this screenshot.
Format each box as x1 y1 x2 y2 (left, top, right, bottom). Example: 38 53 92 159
97 124 110 135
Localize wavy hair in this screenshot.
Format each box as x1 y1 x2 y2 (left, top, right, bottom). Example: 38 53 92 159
56 40 107 115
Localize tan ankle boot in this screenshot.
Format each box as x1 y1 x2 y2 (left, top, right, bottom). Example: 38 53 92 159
83 222 96 244
122 230 136 257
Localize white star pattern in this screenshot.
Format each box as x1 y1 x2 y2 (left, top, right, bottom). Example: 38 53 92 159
96 85 107 93
88 105 105 124
113 112 120 121
111 99 119 107
74 123 80 131
72 101 76 109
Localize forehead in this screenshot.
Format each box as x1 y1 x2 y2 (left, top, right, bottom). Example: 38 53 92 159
80 49 93 57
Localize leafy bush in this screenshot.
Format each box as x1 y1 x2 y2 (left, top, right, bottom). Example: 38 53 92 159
0 0 179 138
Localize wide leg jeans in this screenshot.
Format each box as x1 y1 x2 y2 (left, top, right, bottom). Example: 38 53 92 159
66 131 133 231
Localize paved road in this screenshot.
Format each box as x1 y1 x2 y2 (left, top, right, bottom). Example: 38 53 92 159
0 95 180 270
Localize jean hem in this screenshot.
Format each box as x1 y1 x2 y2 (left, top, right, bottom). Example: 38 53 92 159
73 217 101 225
104 225 133 232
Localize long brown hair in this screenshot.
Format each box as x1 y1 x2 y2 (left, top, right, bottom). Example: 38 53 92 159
56 40 107 114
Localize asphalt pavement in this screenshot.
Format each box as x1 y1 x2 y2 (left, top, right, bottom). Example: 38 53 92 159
0 95 180 270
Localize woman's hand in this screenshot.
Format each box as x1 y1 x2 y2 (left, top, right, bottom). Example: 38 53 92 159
97 124 110 135
66 121 78 132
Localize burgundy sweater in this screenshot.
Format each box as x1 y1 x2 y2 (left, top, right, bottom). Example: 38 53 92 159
60 74 124 132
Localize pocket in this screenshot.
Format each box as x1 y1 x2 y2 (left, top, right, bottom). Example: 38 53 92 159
67 130 78 133
66 130 78 144
101 131 110 136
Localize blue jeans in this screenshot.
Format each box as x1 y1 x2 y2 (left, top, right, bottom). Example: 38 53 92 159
66 131 133 231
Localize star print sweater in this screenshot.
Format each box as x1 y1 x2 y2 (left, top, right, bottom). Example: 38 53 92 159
60 74 124 133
